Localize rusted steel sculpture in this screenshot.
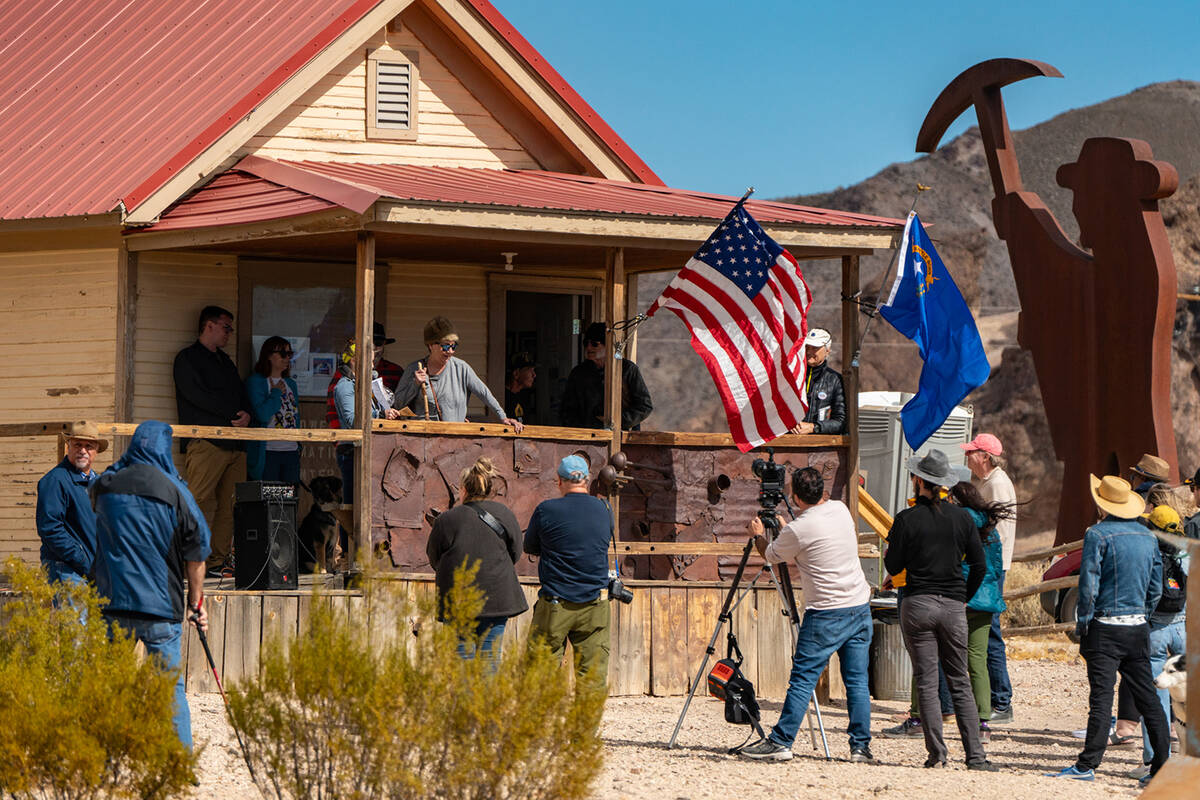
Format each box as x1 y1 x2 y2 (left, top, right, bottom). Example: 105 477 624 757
917 58 1180 545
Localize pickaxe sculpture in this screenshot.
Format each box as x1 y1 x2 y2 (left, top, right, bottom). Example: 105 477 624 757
917 58 1180 546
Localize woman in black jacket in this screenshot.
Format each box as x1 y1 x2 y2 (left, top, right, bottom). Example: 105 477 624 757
426 457 527 669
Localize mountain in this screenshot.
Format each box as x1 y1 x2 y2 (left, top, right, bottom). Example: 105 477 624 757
636 80 1200 537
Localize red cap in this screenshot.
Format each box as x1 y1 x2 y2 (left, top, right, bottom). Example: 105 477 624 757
961 433 1003 456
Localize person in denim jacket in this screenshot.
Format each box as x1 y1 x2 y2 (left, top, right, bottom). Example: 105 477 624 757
1047 475 1170 784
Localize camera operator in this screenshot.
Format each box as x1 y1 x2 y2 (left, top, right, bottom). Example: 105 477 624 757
737 466 874 763
524 455 615 687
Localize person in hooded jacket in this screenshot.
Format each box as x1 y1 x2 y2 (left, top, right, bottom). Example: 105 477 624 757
90 420 211 749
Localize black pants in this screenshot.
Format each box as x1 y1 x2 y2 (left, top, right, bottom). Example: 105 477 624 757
1077 621 1170 775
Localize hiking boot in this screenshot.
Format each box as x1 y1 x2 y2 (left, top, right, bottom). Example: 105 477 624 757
990 706 1013 724
849 746 876 763
1045 765 1095 780
968 760 999 772
924 756 947 768
979 722 991 744
880 717 923 738
738 739 792 761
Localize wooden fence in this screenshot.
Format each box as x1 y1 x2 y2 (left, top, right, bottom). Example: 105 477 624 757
183 576 826 700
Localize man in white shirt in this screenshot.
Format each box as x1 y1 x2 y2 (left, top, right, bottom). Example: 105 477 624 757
962 433 1017 722
738 467 874 763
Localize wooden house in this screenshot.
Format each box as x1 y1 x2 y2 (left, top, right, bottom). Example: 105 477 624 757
0 0 900 695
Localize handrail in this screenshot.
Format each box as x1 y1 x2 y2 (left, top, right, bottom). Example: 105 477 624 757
1011 539 1083 563
372 419 612 442
0 421 361 442
1003 573 1078 601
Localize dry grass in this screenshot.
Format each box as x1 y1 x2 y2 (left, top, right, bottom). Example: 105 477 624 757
1004 634 1081 662
1003 558 1055 628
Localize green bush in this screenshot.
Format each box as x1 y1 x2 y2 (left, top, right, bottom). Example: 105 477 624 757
228 564 606 800
0 558 197 799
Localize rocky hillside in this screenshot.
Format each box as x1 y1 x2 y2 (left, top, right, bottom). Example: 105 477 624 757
636 81 1200 538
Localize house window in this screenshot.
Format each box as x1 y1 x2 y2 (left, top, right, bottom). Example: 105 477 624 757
367 49 419 140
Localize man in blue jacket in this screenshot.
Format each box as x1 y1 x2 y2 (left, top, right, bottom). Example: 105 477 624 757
1047 474 1170 784
36 420 107 585
90 420 212 749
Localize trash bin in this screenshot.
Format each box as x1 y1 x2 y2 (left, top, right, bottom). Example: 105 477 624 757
870 601 912 702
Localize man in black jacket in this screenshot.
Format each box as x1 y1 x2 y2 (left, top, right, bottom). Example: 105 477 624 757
560 322 653 431
789 328 846 435
884 449 995 771
173 305 250 577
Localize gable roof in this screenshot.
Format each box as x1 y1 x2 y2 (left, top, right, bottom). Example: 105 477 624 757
0 0 660 223
144 156 901 233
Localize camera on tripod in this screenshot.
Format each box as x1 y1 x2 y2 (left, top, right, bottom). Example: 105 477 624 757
751 447 788 518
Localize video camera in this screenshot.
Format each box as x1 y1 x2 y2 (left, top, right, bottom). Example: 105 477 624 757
751 448 788 529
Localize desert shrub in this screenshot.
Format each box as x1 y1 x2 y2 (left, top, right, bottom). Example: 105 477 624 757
1002 559 1054 629
228 563 605 800
0 558 197 799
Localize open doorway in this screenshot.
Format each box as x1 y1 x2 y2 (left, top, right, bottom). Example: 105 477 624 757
487 276 602 427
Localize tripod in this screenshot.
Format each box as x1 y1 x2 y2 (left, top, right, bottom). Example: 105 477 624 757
668 517 831 758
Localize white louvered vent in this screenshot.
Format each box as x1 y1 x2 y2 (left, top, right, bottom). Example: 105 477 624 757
375 61 412 129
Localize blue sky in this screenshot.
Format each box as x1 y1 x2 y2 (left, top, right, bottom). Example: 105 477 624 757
494 0 1200 199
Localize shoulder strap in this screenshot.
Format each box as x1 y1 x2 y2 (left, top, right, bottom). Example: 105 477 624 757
466 501 506 539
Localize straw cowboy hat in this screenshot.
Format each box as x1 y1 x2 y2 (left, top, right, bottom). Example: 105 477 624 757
64 420 108 453
1131 454 1169 483
1089 475 1145 519
905 449 961 487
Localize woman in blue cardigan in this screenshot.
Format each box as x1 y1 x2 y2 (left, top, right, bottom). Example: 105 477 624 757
245 336 301 483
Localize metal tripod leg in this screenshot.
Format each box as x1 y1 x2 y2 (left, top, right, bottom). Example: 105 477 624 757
668 541 763 749
767 563 831 760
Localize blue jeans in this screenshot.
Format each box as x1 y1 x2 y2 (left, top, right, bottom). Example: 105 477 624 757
44 559 88 621
769 602 872 750
988 570 1012 710
262 449 301 483
107 615 191 749
456 617 507 674
1142 617 1185 763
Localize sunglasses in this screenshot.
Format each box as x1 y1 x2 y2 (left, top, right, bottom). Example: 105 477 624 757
586 339 604 347
275 350 294 358
439 342 458 353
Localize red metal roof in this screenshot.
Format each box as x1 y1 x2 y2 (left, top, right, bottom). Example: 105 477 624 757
0 0 379 221
0 0 665 222
144 172 336 232
148 159 902 231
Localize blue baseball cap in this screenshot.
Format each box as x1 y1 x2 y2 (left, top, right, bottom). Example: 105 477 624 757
557 454 589 481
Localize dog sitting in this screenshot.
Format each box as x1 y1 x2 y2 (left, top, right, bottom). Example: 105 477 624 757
298 476 342 574
1155 653 1187 755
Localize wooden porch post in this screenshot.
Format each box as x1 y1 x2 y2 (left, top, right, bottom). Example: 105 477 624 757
114 249 138 451
841 255 860 521
604 248 625 455
354 232 376 571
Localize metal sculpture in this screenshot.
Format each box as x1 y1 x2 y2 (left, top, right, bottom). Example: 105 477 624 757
916 58 1180 545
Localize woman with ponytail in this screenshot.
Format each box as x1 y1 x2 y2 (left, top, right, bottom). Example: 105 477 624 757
426 456 528 668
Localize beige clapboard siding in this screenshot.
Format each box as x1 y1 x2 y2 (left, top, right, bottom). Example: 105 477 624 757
385 262 491 418
246 28 538 168
133 252 238 434
0 248 118 556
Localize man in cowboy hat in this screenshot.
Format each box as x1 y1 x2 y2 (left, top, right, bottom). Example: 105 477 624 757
560 322 653 431
961 432 1017 723
790 328 846 435
883 448 995 770
1046 475 1170 784
1130 453 1170 498
35 420 108 585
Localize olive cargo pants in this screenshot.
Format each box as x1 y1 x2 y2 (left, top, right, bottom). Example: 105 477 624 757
529 595 610 685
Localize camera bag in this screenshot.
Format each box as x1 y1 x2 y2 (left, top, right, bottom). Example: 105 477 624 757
707 632 764 737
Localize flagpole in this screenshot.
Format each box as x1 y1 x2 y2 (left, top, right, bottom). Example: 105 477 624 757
849 184 930 369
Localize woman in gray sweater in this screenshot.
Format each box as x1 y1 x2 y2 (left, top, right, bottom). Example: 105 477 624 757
393 316 523 432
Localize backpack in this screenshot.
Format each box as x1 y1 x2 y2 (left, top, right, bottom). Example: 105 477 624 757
707 632 765 741
1156 540 1187 614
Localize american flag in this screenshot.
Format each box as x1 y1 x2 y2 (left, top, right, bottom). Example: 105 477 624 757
647 203 812 452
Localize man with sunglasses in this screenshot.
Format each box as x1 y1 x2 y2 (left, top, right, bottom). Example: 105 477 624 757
394 316 522 431
36 420 108 586
560 322 652 431
173 305 251 578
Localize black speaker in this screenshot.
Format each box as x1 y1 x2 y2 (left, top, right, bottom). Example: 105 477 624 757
233 481 298 590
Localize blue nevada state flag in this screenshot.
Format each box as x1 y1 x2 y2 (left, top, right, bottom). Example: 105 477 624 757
879 211 990 450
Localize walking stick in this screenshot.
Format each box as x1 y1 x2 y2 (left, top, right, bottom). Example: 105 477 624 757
189 599 259 787
418 361 430 420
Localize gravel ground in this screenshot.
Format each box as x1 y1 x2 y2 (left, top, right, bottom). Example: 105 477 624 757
190 655 1148 798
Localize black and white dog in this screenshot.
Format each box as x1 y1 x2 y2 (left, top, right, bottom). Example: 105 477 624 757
1155 653 1188 755
298 476 342 574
